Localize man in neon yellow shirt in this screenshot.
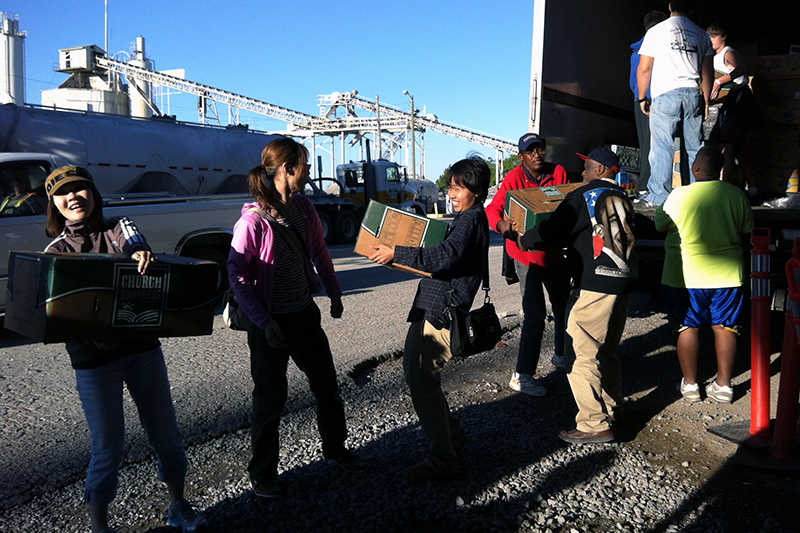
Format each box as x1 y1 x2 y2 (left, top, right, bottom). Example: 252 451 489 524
655 146 753 403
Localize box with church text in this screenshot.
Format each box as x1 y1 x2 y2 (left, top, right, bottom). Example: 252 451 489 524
4 251 219 343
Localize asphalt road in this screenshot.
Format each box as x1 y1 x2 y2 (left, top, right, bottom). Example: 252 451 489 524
0 233 526 509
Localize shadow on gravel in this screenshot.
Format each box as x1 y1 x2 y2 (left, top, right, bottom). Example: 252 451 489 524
612 316 774 444
0 318 37 348
651 458 800 533
144 393 627 533
135 342 641 533
644 444 800 533
93 304 800 532
615 309 798 532
335 263 418 294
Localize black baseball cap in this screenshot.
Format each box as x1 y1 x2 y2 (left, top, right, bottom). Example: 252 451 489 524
576 147 620 173
518 133 546 152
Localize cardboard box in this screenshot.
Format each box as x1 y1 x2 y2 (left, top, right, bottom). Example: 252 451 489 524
755 55 800 80
4 252 219 343
504 183 582 233
354 200 449 277
752 77 800 103
611 145 641 172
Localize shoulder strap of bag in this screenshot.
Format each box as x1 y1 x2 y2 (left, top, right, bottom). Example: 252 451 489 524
247 206 309 265
442 253 491 308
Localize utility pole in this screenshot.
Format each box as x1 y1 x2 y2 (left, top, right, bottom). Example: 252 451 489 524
403 90 415 178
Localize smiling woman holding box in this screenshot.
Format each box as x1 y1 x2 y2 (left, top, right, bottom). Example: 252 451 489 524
43 165 206 533
369 156 490 482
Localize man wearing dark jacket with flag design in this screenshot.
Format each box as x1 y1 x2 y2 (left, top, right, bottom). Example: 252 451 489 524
499 147 637 444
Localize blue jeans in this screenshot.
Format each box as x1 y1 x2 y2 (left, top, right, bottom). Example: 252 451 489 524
634 100 652 191
75 347 187 505
245 302 347 482
515 260 571 376
648 87 705 205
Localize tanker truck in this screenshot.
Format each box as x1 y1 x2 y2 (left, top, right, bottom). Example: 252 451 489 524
0 103 359 314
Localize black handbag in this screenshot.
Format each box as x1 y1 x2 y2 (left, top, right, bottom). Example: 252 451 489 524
444 262 503 358
222 288 250 331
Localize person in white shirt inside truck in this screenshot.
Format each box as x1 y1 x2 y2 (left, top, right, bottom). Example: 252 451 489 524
637 0 714 207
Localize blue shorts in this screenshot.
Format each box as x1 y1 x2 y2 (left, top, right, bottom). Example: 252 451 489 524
662 285 744 333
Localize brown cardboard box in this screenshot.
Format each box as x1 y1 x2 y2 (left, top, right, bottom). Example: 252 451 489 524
354 200 449 277
504 183 582 233
4 252 219 343
755 55 800 80
710 70 735 103
752 78 800 103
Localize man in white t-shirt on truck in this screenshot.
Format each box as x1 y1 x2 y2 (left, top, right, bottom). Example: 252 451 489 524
636 0 713 207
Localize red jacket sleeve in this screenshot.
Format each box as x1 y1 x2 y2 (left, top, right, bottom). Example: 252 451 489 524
553 164 568 185
486 179 511 233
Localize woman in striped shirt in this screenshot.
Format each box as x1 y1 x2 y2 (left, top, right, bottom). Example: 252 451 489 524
228 138 367 499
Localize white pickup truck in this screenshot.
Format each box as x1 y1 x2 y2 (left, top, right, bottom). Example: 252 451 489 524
0 152 255 314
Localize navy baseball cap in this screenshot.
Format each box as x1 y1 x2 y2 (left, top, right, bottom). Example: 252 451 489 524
518 133 546 152
577 147 620 172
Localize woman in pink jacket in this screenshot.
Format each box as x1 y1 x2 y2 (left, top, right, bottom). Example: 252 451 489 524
227 138 366 499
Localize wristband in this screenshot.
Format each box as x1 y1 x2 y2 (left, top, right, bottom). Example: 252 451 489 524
637 97 649 103
714 79 721 85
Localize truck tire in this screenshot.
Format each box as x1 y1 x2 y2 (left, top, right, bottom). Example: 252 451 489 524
318 212 333 245
333 211 359 244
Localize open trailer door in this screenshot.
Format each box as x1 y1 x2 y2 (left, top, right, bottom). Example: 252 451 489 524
528 0 546 135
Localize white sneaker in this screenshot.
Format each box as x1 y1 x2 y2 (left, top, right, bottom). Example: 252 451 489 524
634 197 658 209
705 381 733 403
551 355 566 369
679 378 701 403
509 372 547 396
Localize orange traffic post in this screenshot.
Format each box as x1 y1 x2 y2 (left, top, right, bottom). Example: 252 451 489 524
750 228 772 437
771 239 800 460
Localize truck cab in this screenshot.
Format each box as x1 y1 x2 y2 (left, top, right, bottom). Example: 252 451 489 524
0 153 68 202
335 159 437 215
1 153 71 313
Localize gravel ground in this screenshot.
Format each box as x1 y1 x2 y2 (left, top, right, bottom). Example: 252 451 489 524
1 294 799 533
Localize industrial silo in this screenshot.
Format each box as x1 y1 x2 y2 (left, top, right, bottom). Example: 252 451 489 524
0 12 26 105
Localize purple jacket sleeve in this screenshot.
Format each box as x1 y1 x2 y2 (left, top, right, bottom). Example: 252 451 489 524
226 197 342 330
227 211 275 329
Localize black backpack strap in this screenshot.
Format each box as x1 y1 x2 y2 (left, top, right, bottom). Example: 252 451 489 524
247 207 309 264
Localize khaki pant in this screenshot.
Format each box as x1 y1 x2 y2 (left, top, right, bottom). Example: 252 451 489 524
565 290 629 433
403 321 465 475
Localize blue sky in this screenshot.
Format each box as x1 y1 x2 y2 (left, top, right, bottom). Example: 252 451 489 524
5 0 534 181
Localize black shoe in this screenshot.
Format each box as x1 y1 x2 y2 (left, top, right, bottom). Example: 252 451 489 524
558 428 614 444
250 477 283 499
451 433 469 451
327 449 368 473
167 498 208 532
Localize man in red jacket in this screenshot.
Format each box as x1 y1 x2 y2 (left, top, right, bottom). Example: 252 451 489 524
486 133 571 396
